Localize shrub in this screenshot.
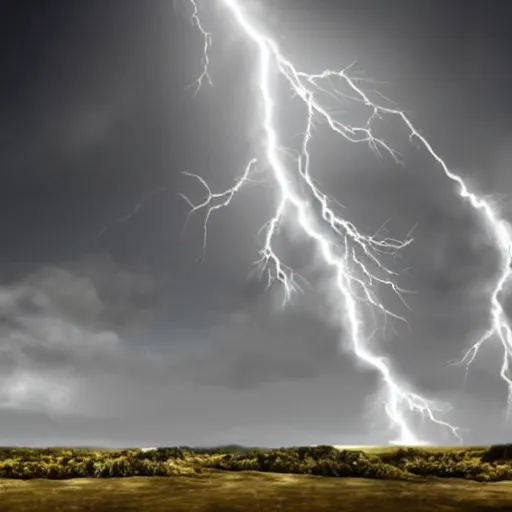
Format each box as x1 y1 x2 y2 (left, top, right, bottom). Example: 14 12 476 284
482 444 512 463
0 444 511 481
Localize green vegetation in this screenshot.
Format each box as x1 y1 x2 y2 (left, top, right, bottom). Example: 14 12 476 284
1 445 512 511
0 444 511 481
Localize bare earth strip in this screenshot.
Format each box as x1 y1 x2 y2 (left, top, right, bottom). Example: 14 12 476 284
1 471 512 512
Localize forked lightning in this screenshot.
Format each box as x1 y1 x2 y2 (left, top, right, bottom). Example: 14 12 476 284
181 0 471 445
134 0 512 446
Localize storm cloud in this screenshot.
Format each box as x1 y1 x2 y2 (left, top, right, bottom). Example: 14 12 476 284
1 0 512 447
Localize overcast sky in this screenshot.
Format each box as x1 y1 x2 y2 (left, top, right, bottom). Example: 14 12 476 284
1 0 512 447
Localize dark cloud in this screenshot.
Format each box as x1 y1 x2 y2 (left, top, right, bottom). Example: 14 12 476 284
1 0 512 447
0 258 167 415
173 285 344 389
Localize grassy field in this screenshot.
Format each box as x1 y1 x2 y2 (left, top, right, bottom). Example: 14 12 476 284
1 445 512 511
1 470 512 511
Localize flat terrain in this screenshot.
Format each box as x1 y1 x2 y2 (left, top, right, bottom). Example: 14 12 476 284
1 470 512 512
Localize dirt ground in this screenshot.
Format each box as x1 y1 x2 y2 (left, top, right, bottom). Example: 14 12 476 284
1 470 512 512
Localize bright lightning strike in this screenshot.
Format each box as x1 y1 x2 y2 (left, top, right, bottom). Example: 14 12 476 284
181 0 465 446
184 0 213 95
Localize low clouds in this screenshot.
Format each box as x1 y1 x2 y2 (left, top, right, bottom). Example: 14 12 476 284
0 256 166 417
0 257 378 447
0 233 509 446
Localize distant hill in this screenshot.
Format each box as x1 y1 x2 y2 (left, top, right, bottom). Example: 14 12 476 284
178 445 267 454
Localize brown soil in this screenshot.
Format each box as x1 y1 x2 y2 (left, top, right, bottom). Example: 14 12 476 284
1 470 512 511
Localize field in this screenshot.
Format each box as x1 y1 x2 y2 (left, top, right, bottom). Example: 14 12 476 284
2 471 512 511
1 445 512 511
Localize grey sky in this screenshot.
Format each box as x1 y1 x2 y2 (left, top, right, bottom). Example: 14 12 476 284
1 0 512 447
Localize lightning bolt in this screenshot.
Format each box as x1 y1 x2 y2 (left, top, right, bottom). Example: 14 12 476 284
455 216 512 421
184 0 213 95
180 0 468 446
